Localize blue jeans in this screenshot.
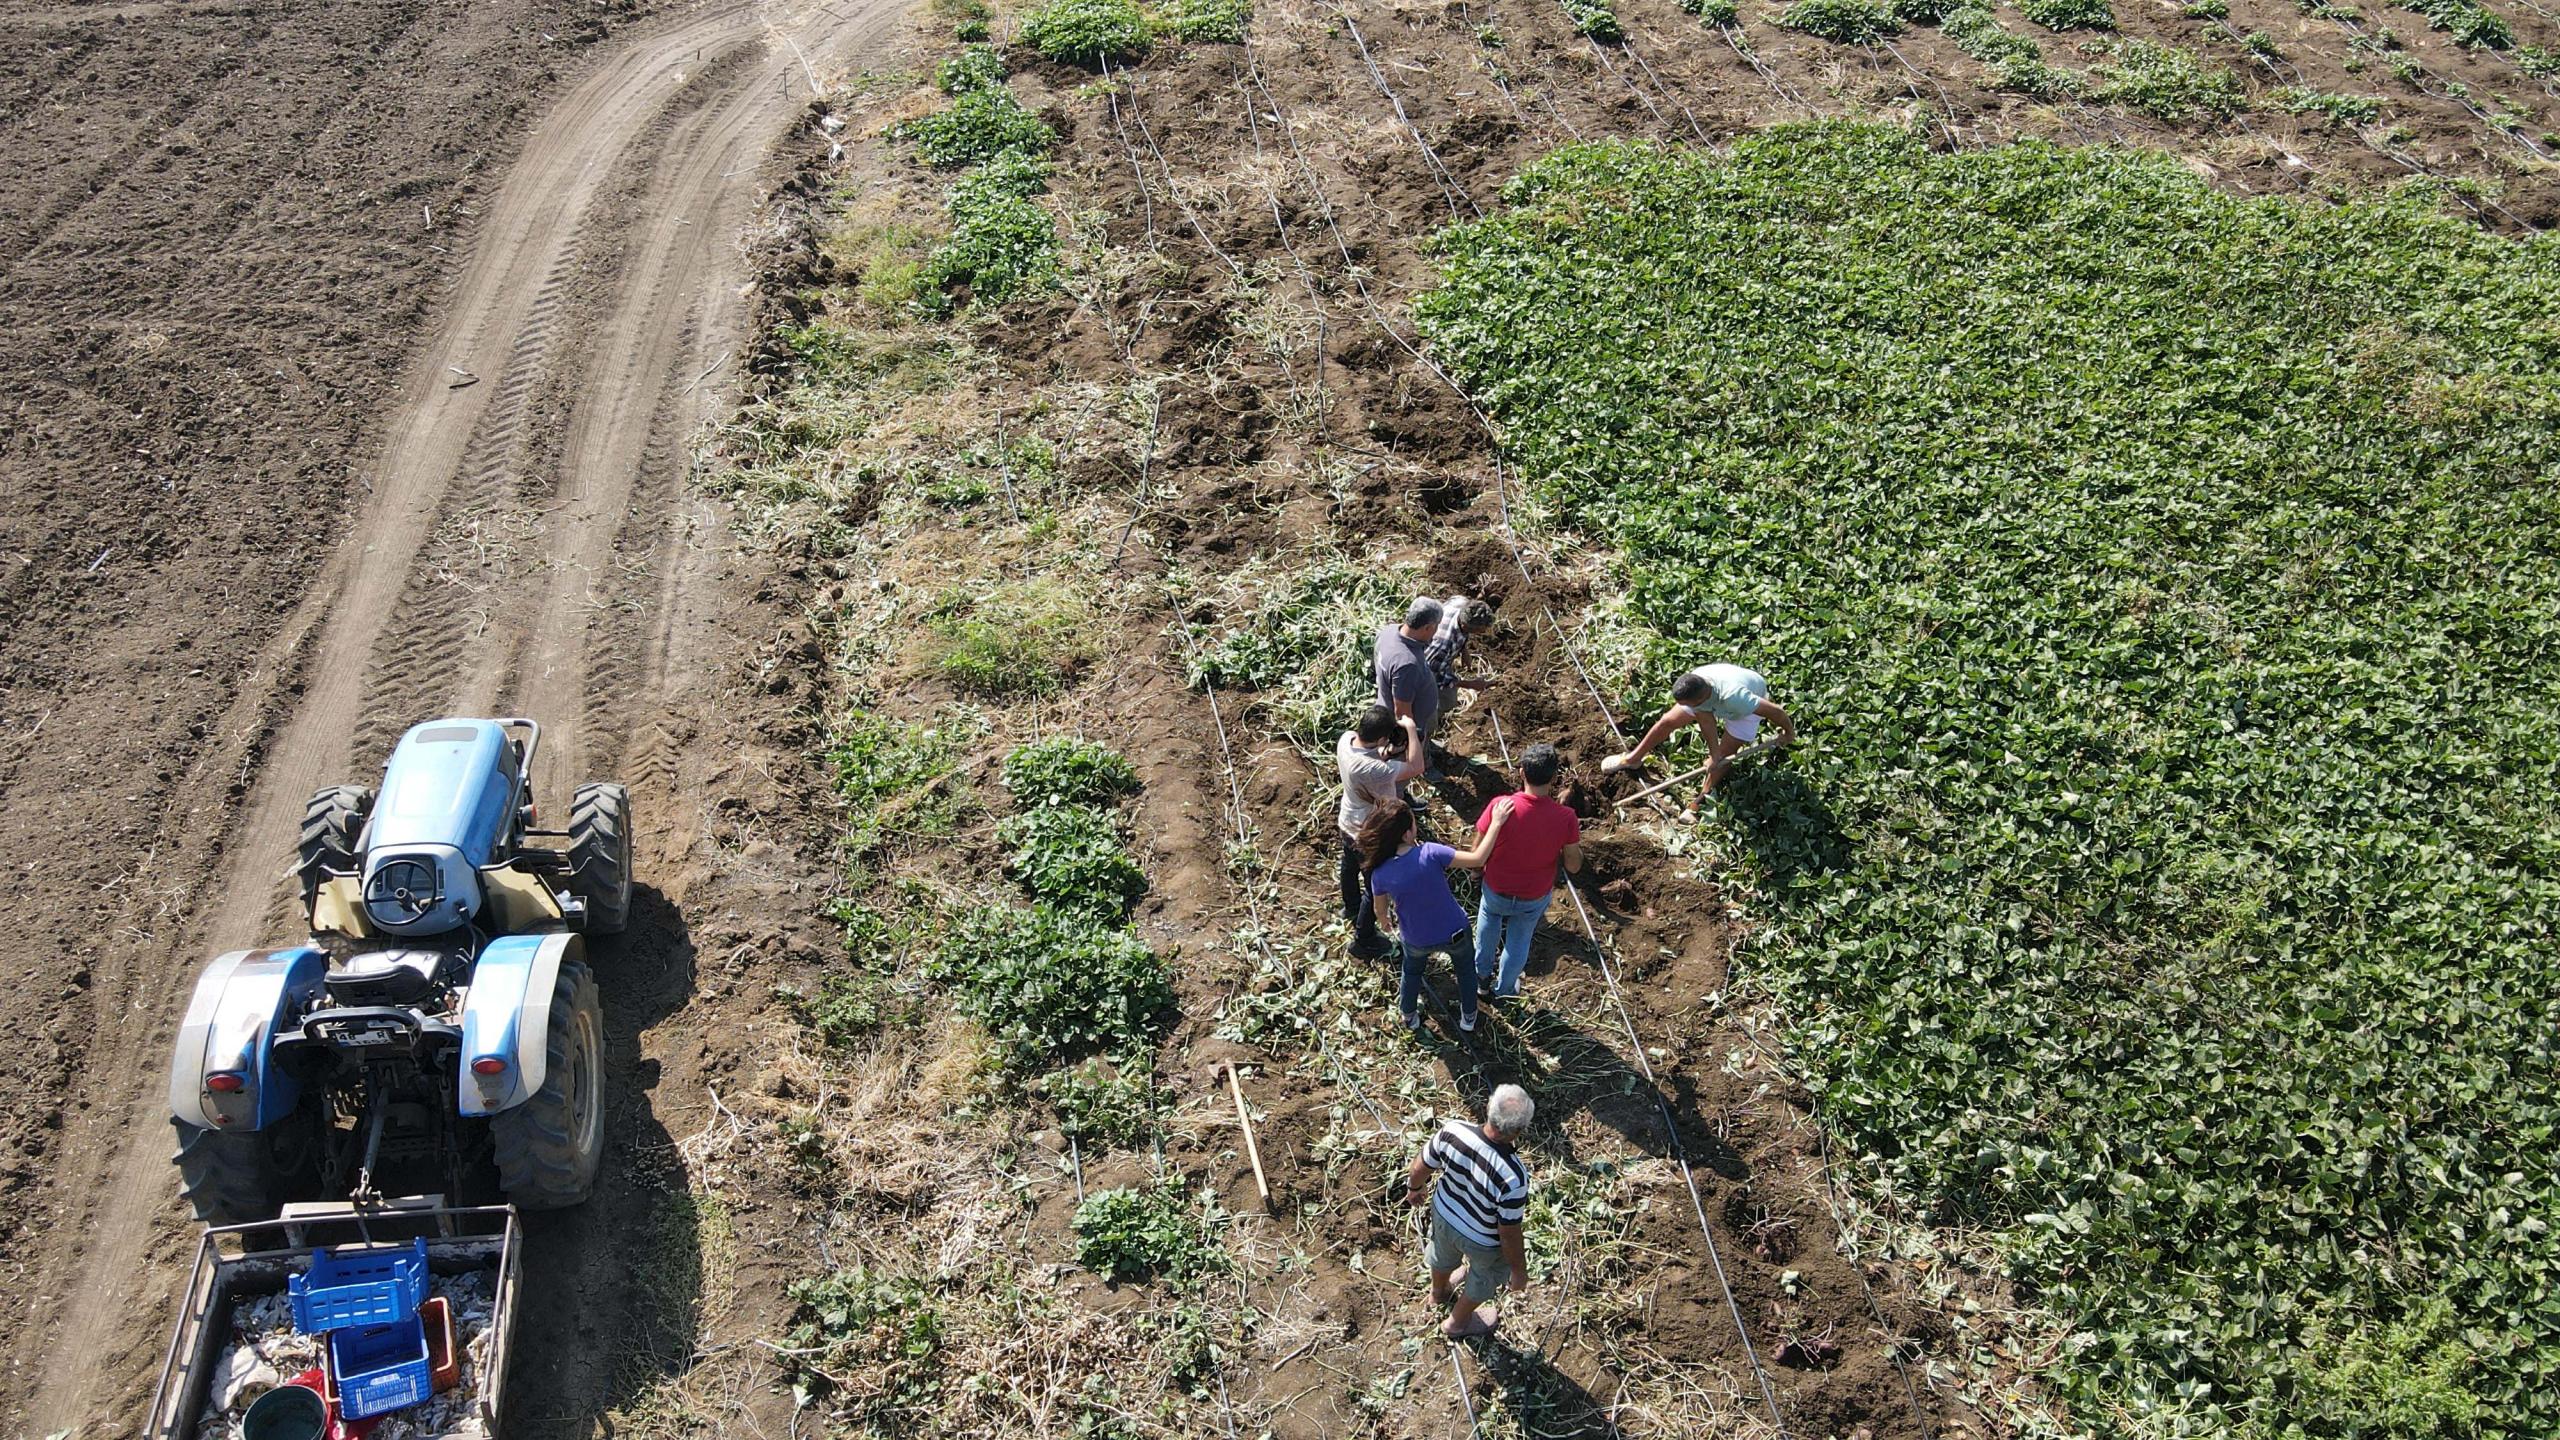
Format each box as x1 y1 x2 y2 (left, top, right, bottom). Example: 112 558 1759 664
1399 928 1478 1025
1473 889 1553 997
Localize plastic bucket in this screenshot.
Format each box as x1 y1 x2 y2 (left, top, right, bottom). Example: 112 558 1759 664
242 1383 329 1440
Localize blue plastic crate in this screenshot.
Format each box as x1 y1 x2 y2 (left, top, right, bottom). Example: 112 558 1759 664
289 1238 429 1334
329 1316 433 1420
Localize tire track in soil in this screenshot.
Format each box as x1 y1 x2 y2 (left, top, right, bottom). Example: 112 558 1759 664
13 2 906 1432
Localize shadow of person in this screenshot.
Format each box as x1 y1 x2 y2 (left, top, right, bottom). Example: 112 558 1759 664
508 884 705 1437
1420 984 1748 1183
1467 1333 1623 1438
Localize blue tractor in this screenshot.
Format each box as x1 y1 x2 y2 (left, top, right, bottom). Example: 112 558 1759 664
166 718 632 1222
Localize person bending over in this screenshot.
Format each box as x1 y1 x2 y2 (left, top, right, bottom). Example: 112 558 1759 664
1599 663 1796 792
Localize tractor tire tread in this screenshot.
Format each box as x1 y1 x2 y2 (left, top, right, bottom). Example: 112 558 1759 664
490 958 603 1210
566 782 633 935
173 1116 314 1225
296 784 375 912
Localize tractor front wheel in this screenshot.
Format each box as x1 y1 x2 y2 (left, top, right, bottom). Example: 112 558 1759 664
173 1111 321 1225
566 782 633 935
297 784 375 912
490 958 604 1209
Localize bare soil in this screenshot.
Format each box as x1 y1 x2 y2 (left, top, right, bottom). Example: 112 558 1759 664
0 0 911 1432
3 0 2551 1432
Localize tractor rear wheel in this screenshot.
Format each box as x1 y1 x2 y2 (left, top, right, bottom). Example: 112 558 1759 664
173 1111 321 1224
490 958 604 1209
566 782 633 935
297 784 375 912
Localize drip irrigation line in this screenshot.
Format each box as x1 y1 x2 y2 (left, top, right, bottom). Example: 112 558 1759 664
1321 0 1484 220
1478 708 1793 1440
2309 8 2555 164
1719 22 1814 110
1874 37 1968 147
1585 34 1676 135
1617 30 1716 144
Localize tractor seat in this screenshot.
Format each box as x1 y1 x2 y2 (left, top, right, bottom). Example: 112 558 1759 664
325 948 450 1007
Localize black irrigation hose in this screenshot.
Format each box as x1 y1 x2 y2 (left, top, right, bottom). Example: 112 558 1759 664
1478 707 1795 1440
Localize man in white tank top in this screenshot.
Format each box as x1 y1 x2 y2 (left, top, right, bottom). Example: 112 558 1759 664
1599 663 1796 793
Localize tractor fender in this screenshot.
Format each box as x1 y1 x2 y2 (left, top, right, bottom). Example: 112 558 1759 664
167 947 327 1131
459 931 584 1116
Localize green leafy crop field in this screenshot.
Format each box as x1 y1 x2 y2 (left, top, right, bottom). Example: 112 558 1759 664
1416 124 2560 1437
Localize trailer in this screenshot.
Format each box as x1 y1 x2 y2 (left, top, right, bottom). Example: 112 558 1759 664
146 1200 521 1440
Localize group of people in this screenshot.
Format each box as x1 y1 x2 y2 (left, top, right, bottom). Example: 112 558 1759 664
1340 593 1797 1033
1350 593 1800 1341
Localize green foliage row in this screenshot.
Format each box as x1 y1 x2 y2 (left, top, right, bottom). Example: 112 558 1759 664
1022 0 1151 63
1072 1184 1230 1284
1416 125 2560 1437
1000 802 1148 919
1002 735 1140 807
935 43 1008 93
1038 1059 1156 1148
1676 0 1741 20
1942 4 2082 93
921 155 1062 313
927 904 1173 1073
901 85 1056 169
2520 43 2560 75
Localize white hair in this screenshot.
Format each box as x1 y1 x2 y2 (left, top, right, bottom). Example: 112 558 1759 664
1486 1084 1534 1137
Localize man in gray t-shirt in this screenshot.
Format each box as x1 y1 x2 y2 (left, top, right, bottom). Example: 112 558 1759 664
1375 596 1444 740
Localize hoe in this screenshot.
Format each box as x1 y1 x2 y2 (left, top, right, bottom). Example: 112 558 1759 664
166 718 632 1221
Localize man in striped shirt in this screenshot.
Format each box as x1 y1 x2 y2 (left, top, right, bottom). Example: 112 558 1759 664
1406 1084 1534 1339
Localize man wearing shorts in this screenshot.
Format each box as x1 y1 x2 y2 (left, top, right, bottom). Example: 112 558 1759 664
1599 663 1797 793
1407 1084 1534 1340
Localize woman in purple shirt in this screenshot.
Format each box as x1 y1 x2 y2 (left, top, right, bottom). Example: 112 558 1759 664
1358 797 1512 1034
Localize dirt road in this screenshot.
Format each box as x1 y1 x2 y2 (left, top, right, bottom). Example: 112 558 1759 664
0 0 901 1430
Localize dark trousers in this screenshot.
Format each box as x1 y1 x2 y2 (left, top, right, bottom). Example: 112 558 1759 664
1338 834 1382 952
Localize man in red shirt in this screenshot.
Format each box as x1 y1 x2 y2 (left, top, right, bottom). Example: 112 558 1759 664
1471 743 1583 1002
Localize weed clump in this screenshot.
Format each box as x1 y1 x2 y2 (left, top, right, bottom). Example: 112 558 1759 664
1157 0 1251 41
2019 0 2111 26
1039 1059 1154 1148
1774 0 1900 41
1073 1185 1228 1284
2400 0 2511 45
1002 736 1139 807
1022 0 1152 63
1000 803 1146 919
923 578 1085 694
934 43 1008 93
928 905 1171 1072
782 1268 942 1421
1182 556 1420 750
1563 0 1625 39
2273 85 2383 123
2086 37 2244 118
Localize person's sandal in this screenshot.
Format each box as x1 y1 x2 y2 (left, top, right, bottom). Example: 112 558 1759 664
1443 1308 1499 1340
